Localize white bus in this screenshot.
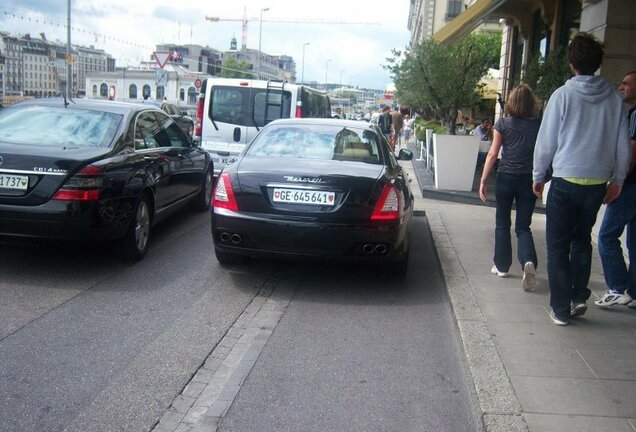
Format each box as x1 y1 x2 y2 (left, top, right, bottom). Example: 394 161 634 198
195 78 331 174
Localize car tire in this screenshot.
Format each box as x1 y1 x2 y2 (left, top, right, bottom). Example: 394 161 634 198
121 193 152 261
194 166 213 211
215 247 249 266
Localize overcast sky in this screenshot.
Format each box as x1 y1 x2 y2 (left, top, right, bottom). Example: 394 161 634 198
1 0 411 90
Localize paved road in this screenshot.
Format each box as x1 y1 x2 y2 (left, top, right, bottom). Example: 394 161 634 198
1 210 483 432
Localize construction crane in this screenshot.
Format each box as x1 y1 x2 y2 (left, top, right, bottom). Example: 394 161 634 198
205 7 379 50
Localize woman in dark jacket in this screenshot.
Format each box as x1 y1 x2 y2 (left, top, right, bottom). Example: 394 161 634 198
479 83 541 290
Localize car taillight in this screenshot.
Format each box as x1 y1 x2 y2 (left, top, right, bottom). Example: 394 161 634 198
370 184 400 220
213 172 239 211
53 165 104 201
195 97 204 137
295 101 303 118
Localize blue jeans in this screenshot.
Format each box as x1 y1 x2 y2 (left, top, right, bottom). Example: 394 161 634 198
546 178 606 320
494 172 537 272
598 182 636 297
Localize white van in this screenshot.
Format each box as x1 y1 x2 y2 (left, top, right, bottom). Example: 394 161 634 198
195 78 331 174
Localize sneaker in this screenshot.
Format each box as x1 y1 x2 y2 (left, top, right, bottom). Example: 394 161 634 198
549 310 568 326
594 291 632 307
571 302 588 317
491 265 509 278
627 300 636 309
522 261 536 291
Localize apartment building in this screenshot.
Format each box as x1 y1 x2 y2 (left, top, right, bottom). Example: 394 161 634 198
0 31 114 100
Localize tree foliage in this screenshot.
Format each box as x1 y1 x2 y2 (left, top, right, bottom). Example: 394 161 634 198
218 55 254 79
385 32 500 134
523 48 572 103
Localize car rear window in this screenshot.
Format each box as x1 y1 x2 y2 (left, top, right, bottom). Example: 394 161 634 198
246 124 382 164
210 86 292 128
0 105 122 148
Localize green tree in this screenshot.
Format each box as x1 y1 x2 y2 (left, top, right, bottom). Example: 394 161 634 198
218 55 254 79
385 32 500 134
523 48 572 104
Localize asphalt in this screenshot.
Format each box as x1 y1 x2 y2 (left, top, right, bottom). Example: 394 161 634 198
402 140 636 432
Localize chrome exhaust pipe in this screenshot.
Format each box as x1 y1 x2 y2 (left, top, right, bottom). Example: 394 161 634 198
219 232 231 243
375 244 387 255
230 233 242 244
362 244 375 255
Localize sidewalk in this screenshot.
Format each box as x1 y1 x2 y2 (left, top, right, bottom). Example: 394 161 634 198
402 156 636 432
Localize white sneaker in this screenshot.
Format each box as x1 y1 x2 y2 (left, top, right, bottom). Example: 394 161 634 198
491 265 509 278
522 261 536 291
594 291 632 307
550 310 568 326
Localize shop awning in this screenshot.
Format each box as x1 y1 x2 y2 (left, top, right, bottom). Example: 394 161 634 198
433 0 507 44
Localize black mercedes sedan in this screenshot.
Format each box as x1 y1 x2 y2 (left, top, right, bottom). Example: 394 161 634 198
0 98 213 260
211 118 414 275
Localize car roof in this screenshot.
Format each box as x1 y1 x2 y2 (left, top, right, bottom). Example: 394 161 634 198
267 118 375 130
11 98 160 115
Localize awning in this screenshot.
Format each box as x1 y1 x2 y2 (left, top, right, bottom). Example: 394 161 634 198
433 0 507 44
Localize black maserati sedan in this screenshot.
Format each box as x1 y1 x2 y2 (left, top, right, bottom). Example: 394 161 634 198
0 98 213 260
211 118 414 275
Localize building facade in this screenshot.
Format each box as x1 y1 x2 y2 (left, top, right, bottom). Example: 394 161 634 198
428 0 636 112
0 31 114 101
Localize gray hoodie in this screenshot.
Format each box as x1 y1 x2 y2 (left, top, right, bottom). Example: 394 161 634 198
533 75 630 184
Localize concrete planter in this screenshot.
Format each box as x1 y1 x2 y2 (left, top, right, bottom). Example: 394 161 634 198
433 134 480 191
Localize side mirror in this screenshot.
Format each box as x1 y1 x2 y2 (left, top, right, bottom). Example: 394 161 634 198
397 148 413 161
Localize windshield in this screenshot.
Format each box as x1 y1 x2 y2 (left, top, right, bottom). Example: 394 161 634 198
0 105 122 148
210 86 292 128
246 124 382 164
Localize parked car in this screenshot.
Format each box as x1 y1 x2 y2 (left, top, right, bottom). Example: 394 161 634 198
143 100 194 137
211 118 414 275
0 98 214 260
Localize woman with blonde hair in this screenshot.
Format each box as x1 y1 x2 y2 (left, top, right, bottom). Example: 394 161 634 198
479 83 542 290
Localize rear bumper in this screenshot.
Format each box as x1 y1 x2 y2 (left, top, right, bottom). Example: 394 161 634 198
0 198 131 241
211 208 410 262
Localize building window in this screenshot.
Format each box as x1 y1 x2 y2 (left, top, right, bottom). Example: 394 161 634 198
179 88 185 101
187 87 197 105
156 86 165 100
142 84 151 100
129 84 137 99
446 0 463 20
100 83 108 97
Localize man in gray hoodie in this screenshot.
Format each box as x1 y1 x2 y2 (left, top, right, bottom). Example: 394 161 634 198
532 33 631 326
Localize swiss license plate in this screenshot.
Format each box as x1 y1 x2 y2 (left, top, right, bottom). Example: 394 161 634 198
273 188 335 206
0 173 28 190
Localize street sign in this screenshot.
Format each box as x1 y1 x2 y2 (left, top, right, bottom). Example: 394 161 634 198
155 69 168 86
153 51 171 69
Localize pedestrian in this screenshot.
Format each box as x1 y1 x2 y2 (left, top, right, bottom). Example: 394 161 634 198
532 33 631 326
402 114 412 143
479 83 541 290
378 106 392 146
596 70 636 309
472 118 493 141
391 107 404 149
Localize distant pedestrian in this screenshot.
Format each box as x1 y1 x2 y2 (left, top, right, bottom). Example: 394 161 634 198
532 33 631 326
479 83 541 290
472 118 493 141
391 108 404 149
596 70 636 309
402 114 412 143
378 106 392 145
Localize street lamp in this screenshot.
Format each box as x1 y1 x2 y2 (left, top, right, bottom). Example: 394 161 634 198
325 59 331 91
301 42 310 84
257 7 270 79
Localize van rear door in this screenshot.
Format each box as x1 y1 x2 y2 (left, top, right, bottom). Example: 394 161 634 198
200 82 292 174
